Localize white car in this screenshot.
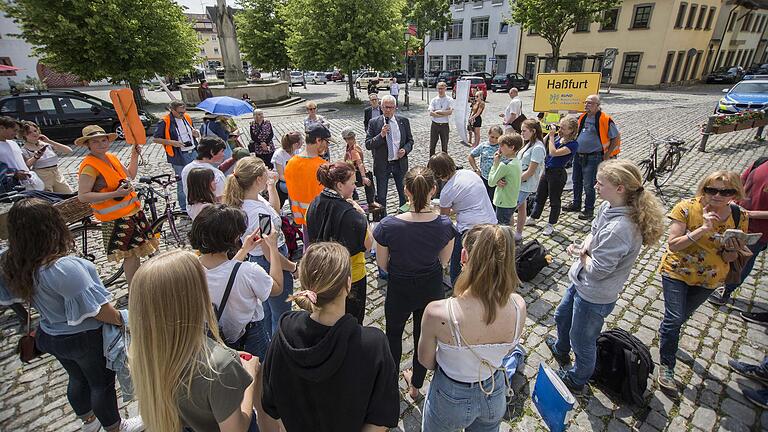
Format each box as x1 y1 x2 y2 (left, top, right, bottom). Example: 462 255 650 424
355 71 391 90
289 71 305 86
304 72 327 84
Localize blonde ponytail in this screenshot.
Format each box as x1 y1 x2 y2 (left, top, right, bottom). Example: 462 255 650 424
223 156 267 208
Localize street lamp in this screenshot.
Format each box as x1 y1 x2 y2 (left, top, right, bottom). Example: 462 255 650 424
404 31 411 109
491 40 498 76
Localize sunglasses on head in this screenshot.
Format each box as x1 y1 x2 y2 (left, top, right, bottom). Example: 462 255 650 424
703 186 737 197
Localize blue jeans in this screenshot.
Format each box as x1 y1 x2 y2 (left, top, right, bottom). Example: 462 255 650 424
36 327 121 430
251 244 293 338
723 241 767 298
170 150 197 211
449 230 465 285
571 152 602 213
553 285 616 386
496 206 515 225
238 319 270 361
422 368 507 432
658 276 713 370
374 161 406 215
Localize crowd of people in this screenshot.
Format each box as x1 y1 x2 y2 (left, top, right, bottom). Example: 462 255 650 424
0 84 766 432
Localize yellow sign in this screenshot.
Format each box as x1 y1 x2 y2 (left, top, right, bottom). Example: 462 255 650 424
533 72 602 113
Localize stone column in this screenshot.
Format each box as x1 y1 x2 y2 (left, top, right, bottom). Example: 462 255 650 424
207 0 246 85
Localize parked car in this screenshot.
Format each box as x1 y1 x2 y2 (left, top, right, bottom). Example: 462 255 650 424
706 66 745 84
436 69 468 88
0 92 153 143
716 79 768 114
491 73 530 92
426 70 443 87
289 71 306 86
329 70 345 82
471 72 494 87
304 72 328 84
451 76 488 100
215 67 225 79
355 71 391 90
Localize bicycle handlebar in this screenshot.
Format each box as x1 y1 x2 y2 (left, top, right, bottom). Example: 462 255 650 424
138 174 181 189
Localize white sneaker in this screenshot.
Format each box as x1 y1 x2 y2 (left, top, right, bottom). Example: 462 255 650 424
543 224 554 236
525 218 537 227
81 418 101 432
120 416 145 432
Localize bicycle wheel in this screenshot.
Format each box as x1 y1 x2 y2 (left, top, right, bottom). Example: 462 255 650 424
638 159 653 185
151 211 194 253
653 149 682 188
70 224 124 286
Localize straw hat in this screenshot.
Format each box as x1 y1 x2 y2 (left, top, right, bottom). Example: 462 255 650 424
74 125 117 146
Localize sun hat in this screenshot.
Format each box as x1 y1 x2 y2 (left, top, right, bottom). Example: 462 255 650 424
340 126 356 139
74 125 117 146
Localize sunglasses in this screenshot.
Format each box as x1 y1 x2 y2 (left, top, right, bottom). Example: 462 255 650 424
703 186 737 197
307 107 317 111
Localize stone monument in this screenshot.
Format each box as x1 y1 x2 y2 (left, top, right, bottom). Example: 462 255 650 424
207 0 246 86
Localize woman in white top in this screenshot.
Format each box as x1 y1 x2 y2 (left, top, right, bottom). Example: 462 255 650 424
19 120 73 193
271 131 302 209
224 156 298 337
517 119 546 241
419 224 527 432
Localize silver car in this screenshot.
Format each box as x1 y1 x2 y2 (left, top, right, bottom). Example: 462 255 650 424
304 72 328 84
289 71 305 86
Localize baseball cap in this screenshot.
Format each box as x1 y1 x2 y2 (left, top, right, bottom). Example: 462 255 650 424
306 124 331 143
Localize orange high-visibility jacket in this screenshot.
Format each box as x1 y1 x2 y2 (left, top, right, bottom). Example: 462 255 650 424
161 113 194 157
284 155 325 225
79 153 140 222
578 111 621 158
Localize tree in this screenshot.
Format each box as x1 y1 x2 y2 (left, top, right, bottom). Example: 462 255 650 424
235 0 290 74
2 0 199 108
280 0 405 101
509 0 621 72
407 0 452 84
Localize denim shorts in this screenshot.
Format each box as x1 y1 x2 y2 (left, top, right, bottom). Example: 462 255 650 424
517 191 532 207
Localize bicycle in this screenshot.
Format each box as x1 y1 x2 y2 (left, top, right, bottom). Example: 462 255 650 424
637 132 687 192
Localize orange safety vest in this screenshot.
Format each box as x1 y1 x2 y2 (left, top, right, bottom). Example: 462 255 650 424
283 155 325 225
78 153 141 222
161 113 194 157
578 112 621 158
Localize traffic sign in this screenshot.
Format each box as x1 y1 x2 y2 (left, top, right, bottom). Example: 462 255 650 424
489 57 497 62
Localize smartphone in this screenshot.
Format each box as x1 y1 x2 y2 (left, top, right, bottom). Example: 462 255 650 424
258 214 272 236
548 124 560 132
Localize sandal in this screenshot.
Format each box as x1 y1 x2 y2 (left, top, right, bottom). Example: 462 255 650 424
403 369 421 400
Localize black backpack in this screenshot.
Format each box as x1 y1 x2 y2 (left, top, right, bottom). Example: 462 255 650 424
515 239 548 282
593 328 653 405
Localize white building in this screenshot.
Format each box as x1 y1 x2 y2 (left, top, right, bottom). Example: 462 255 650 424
0 12 39 90
423 0 521 75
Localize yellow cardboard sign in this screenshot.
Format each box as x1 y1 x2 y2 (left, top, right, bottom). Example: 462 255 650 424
533 72 602 112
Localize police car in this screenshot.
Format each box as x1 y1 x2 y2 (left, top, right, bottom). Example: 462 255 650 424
716 78 768 114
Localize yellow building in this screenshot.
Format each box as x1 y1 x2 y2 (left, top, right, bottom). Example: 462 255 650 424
517 0 724 87
711 1 768 69
186 13 223 70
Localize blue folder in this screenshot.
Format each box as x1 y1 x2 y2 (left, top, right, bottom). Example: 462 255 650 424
531 363 576 432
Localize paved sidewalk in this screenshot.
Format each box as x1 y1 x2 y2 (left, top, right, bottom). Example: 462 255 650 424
1 84 766 431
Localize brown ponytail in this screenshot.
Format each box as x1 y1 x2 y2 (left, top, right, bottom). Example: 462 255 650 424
404 167 436 212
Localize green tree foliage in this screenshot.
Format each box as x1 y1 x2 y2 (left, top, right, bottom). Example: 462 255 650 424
407 0 451 83
509 0 621 71
235 0 290 72
2 0 199 107
280 0 405 101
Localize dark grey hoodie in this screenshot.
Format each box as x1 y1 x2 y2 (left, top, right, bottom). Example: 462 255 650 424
568 201 642 304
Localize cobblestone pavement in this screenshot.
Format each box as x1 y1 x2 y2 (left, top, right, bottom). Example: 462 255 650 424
1 82 767 431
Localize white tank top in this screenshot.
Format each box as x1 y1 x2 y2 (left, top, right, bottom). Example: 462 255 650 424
435 296 522 383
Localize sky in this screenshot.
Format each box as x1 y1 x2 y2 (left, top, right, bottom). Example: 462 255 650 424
175 0 218 14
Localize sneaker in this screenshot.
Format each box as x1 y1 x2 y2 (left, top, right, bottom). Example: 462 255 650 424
577 211 594 221
525 218 538 227
81 418 101 432
707 288 730 306
543 223 554 236
120 416 145 432
657 365 677 393
563 203 581 212
729 359 768 385
741 311 768 325
545 335 570 366
556 368 585 395
743 387 768 408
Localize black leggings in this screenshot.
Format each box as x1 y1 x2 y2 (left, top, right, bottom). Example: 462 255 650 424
385 267 444 389
346 277 367 324
531 167 567 224
352 170 376 205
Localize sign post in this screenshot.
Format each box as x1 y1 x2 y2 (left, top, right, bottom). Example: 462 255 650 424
602 48 618 94
532 72 602 113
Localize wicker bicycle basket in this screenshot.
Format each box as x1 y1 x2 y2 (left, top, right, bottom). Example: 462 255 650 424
54 197 93 224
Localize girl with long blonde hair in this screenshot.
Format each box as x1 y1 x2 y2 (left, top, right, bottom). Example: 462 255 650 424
261 242 399 432
418 224 526 431
547 159 665 395
129 250 263 432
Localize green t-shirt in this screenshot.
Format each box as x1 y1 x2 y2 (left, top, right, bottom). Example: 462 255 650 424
488 158 522 208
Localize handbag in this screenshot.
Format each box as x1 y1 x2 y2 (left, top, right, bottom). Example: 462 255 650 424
17 302 41 363
509 113 527 132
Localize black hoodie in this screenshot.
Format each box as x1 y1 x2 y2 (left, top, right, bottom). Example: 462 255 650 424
261 311 399 431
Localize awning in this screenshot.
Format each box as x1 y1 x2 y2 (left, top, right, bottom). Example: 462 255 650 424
0 65 22 72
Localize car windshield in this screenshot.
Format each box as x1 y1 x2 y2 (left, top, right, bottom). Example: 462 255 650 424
731 82 768 93
438 72 450 78
428 71 440 77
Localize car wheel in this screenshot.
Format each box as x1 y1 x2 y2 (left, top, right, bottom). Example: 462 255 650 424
113 123 125 140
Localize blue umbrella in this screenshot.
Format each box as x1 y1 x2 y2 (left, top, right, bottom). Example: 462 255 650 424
197 96 254 117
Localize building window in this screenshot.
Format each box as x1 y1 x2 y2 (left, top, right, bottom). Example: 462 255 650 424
675 2 688 28
568 57 584 72
681 51 694 81
705 7 716 30
491 0 503 5
544 57 556 72
752 15 761 32
601 8 620 31
429 56 443 71
470 17 490 39
430 29 443 41
214 47 219 54
620 54 641 84
741 14 752 32
575 18 590 33
725 50 735 67
524 55 536 80
695 5 707 29
469 55 487 72
690 50 703 80
211 34 217 41
728 14 737 31
447 20 463 39
473 0 483 8
200 48 206 55
499 21 509 34
631 4 653 29
660 51 675 83
496 55 507 74
452 0 464 10
446 55 462 70
592 56 604 72
672 51 685 82
685 4 697 29
759 16 766 33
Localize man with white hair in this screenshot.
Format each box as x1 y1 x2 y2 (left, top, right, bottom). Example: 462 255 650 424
500 87 524 133
365 95 414 214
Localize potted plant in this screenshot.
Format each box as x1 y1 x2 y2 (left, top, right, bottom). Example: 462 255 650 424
735 112 755 131
749 110 768 128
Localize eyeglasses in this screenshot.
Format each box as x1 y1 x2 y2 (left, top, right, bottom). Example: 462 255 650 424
382 105 396 109
703 186 737 197
307 107 317 111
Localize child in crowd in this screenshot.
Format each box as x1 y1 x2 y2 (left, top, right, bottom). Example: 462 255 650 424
185 167 216 220
468 125 504 204
341 126 379 209
488 133 523 226
271 131 303 209
517 119 546 241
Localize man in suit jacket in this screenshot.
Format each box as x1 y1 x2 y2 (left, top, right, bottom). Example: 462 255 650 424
363 93 383 131
365 95 413 214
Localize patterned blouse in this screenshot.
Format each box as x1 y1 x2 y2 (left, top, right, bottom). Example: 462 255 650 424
249 120 275 155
